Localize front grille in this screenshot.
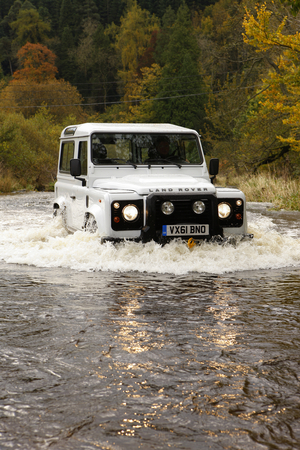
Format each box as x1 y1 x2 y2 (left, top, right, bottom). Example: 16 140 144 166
142 193 222 242
154 198 211 227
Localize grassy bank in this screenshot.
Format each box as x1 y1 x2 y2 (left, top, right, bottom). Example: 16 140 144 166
217 173 300 211
0 167 54 193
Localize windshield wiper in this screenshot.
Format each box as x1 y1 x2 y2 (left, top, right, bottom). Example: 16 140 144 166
111 158 137 169
146 158 182 169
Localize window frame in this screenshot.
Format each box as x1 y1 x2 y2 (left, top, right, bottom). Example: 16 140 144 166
78 141 88 176
59 141 75 174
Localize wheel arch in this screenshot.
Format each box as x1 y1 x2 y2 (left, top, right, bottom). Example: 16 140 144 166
84 204 105 233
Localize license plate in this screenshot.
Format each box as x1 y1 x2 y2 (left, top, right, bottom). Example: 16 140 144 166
162 224 209 236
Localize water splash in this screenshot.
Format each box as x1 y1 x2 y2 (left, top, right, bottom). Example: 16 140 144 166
1 206 300 274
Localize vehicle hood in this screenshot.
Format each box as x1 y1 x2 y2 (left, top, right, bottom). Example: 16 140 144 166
93 174 216 195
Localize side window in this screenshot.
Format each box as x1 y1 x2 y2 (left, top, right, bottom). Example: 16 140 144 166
78 141 88 175
59 141 74 173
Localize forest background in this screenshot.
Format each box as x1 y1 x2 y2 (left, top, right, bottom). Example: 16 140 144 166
1 0 300 209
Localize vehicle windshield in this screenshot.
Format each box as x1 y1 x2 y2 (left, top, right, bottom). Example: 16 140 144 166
91 133 203 166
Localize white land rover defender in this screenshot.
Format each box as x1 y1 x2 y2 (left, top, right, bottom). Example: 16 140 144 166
54 123 251 243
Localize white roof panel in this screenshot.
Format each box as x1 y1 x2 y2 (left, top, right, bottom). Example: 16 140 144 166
61 123 198 138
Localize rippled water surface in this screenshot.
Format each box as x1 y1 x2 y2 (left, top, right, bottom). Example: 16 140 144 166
0 193 300 449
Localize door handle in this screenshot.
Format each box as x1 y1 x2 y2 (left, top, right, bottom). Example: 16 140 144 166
70 195 76 200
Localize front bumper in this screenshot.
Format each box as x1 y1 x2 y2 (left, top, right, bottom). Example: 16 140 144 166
140 193 223 243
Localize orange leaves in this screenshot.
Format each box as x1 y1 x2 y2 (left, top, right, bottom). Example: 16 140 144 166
13 43 58 83
0 43 85 121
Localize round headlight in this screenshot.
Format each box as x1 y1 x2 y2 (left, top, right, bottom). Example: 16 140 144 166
218 202 232 219
161 201 174 215
122 204 139 221
193 201 205 214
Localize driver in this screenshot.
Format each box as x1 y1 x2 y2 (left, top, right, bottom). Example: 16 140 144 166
156 136 170 158
147 136 170 160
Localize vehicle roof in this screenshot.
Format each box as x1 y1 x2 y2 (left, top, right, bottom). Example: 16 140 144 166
60 122 199 138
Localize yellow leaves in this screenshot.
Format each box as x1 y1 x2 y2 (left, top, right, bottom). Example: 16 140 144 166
0 79 85 122
0 109 62 189
201 16 214 37
119 63 162 123
243 4 300 53
113 0 159 82
243 3 300 152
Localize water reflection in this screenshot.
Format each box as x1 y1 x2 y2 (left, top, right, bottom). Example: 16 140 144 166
1 190 300 449
207 278 241 348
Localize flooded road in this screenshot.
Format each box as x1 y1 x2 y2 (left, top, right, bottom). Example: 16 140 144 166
0 193 300 449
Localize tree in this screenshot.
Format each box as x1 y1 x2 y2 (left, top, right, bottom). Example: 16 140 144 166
71 19 118 113
40 0 61 35
0 109 62 190
101 0 160 118
0 0 22 75
13 42 57 82
243 3 300 153
97 0 125 26
154 5 176 66
89 21 119 112
10 8 51 46
129 63 162 122
194 0 287 173
280 0 300 15
56 25 77 82
104 63 162 122
0 43 85 121
112 0 160 84
0 0 22 36
59 0 79 36
153 2 206 130
73 18 98 79
83 0 100 22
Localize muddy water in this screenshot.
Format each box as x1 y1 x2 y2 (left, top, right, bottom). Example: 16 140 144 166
0 193 300 449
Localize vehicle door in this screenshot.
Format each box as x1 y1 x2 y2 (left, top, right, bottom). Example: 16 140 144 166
58 140 76 228
70 140 89 230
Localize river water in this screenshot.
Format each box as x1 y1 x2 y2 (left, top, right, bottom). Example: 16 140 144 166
0 192 300 450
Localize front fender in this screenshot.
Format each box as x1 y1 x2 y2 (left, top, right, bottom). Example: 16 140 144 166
53 196 66 215
86 203 106 234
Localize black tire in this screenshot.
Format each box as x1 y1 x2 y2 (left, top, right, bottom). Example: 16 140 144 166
84 214 98 233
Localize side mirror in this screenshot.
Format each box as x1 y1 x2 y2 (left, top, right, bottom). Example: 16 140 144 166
70 158 86 186
209 158 219 184
70 158 81 177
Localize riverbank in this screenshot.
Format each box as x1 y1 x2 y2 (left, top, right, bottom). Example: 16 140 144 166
217 173 300 211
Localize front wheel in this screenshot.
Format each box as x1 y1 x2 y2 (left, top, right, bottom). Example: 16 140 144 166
84 214 98 233
53 205 68 231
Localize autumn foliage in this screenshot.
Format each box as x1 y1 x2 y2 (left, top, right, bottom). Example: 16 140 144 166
243 4 300 152
2 0 300 191
0 43 84 121
13 43 58 82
